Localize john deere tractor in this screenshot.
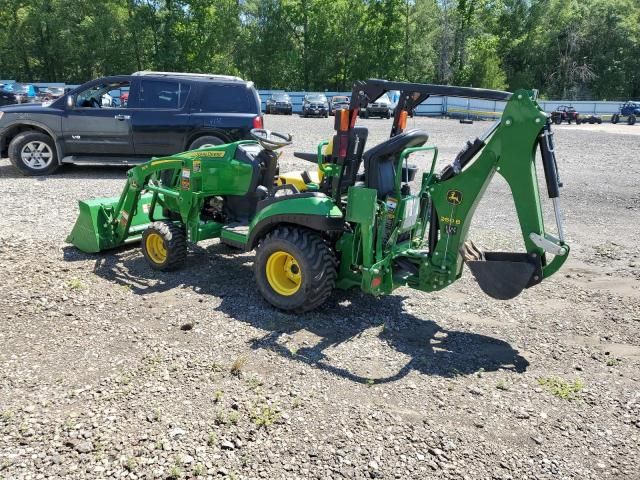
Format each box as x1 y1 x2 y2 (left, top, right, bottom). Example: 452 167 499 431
67 79 569 312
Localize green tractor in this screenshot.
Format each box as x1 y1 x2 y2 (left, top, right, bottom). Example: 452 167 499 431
67 79 569 313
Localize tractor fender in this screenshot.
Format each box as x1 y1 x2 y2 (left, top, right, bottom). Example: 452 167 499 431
247 193 344 249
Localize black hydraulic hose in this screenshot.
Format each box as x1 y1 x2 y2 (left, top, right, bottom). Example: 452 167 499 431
538 123 561 199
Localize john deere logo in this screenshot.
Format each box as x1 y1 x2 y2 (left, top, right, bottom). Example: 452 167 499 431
447 190 463 205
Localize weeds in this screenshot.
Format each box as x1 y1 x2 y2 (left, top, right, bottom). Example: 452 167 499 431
496 380 509 391
230 355 248 376
251 405 279 428
192 464 205 477
67 278 83 290
214 390 224 403
537 377 584 400
124 457 137 472
606 358 620 367
207 432 217 447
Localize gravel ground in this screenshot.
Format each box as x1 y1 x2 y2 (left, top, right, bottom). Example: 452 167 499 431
0 116 639 480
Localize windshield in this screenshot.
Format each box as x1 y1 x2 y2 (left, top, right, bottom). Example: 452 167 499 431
332 96 349 103
374 94 390 103
307 95 327 102
272 93 289 101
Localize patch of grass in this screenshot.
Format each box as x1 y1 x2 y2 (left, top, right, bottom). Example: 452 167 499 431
214 390 224 403
67 278 83 290
230 355 248 376
207 432 217 447
246 376 263 391
496 380 509 391
366 378 375 387
124 457 137 472
606 358 620 367
167 464 182 479
210 362 223 373
537 377 584 400
214 410 227 425
1 410 13 422
251 405 279 429
192 464 205 477
228 411 240 425
292 398 302 408
288 346 298 356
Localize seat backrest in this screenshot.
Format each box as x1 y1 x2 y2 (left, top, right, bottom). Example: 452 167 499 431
362 129 429 198
329 127 368 193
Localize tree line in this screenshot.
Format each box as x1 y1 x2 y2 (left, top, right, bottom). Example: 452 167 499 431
1 0 638 99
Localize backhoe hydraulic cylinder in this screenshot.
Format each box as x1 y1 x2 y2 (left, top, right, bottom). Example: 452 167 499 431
539 124 560 199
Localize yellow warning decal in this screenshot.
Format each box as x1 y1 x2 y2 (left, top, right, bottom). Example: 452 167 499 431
186 150 225 158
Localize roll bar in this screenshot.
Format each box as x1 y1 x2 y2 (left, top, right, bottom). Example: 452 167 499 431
347 79 513 137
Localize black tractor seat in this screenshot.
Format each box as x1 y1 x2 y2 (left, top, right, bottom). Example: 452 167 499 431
362 129 429 198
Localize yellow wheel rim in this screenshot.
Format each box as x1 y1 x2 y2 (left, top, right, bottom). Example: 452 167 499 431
145 232 167 264
265 251 302 296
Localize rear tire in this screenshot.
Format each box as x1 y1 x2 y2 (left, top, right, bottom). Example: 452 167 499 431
553 116 562 125
611 114 619 124
8 131 59 176
628 115 636 125
141 221 187 272
189 135 225 150
254 227 336 313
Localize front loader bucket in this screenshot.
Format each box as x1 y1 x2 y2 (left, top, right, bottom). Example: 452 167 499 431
465 252 542 300
67 193 160 253
66 197 121 253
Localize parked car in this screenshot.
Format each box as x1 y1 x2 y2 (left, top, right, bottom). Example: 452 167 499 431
301 94 329 117
360 93 392 118
265 92 293 115
0 71 263 175
7 83 37 104
611 101 640 125
0 87 17 106
37 86 65 102
550 105 579 124
577 114 602 124
329 95 349 116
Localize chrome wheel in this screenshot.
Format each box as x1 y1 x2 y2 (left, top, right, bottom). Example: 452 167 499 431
21 141 53 170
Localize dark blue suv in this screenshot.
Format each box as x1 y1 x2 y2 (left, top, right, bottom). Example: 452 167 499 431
0 72 264 175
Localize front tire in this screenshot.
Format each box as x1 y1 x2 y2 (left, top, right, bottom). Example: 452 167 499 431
628 115 636 125
254 227 336 313
141 221 187 271
8 131 59 176
611 114 619 124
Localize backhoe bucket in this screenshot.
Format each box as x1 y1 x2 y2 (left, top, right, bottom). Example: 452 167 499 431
465 251 542 300
67 193 159 253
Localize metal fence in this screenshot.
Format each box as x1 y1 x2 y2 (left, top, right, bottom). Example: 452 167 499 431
259 90 632 118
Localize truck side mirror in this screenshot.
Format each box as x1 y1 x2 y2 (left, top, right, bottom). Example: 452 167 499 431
66 95 75 109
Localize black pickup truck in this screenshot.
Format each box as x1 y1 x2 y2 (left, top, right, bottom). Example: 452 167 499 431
0 71 264 175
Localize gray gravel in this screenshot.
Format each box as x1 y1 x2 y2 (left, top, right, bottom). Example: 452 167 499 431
0 116 639 479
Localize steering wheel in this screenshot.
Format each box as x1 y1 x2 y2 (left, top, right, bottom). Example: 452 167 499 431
90 97 101 108
250 129 292 151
